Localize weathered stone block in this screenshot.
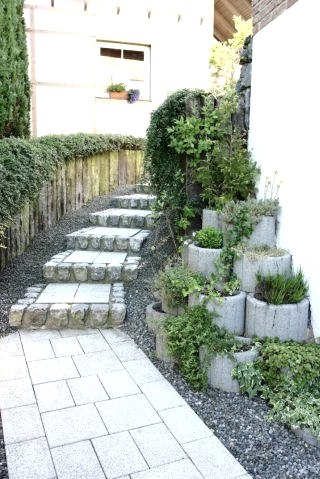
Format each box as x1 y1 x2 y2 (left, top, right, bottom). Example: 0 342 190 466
9 304 27 327
101 237 114 251
57 264 71 281
72 263 88 282
69 304 89 328
89 264 106 281
89 236 101 250
106 264 122 282
43 262 57 280
77 237 89 249
109 303 126 326
47 304 69 329
115 237 129 250
86 304 109 327
123 264 138 281
129 237 143 252
22 304 50 328
17 298 35 305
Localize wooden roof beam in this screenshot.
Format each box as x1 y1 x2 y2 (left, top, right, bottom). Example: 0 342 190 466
214 9 235 39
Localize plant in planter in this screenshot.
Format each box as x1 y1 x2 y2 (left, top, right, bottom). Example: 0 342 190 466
154 263 205 315
107 82 128 99
233 245 292 293
187 227 223 278
233 339 320 446
128 89 140 103
245 269 309 342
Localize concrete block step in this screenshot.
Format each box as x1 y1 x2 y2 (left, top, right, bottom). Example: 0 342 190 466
43 250 140 283
109 194 156 210
89 208 155 229
133 183 152 194
66 227 150 252
9 283 126 329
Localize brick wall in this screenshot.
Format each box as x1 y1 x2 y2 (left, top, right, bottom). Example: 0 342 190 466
253 0 298 34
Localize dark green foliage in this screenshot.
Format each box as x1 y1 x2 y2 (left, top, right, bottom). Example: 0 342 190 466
0 133 144 228
255 270 308 305
194 227 223 249
0 0 30 138
234 339 320 438
165 305 237 389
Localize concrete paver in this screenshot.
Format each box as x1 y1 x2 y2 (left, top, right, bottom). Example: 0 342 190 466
1 329 250 479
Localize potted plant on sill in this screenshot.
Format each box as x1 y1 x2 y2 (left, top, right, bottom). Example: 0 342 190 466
245 269 309 342
187 227 223 278
107 82 128 100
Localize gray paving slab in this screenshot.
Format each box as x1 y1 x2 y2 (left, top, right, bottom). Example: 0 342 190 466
51 337 83 357
130 423 186 468
96 394 161 433
92 431 148 478
5 437 56 479
73 349 123 376
110 339 146 361
0 333 23 358
28 356 79 384
100 328 129 343
183 436 248 479
36 283 79 303
0 378 35 410
34 380 74 413
42 403 107 447
19 330 61 343
59 328 97 337
74 284 111 303
131 458 203 479
67 375 109 405
2 404 44 444
70 226 141 237
123 358 163 384
77 332 111 353
159 405 213 444
51 440 105 479
0 356 28 382
99 369 140 398
139 380 186 411
23 339 55 361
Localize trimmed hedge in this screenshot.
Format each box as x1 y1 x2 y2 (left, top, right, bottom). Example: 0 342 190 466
0 133 144 228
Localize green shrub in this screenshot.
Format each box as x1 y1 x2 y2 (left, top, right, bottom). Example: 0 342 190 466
107 82 126 92
155 263 205 308
194 227 223 249
0 133 144 233
255 270 308 305
233 339 320 439
0 0 30 138
222 198 279 225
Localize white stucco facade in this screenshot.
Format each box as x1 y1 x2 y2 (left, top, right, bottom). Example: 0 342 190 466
249 0 320 338
24 0 213 137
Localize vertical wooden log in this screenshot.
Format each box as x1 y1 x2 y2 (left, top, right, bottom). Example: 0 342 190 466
75 158 84 209
118 150 127 187
109 151 119 192
126 150 136 185
91 156 100 199
99 153 110 196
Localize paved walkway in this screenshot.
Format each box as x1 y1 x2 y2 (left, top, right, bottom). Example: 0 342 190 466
0 328 252 479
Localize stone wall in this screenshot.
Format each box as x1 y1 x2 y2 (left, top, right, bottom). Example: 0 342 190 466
0 150 144 271
234 35 252 135
253 0 298 34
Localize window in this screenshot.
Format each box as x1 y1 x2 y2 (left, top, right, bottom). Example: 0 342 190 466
96 41 151 100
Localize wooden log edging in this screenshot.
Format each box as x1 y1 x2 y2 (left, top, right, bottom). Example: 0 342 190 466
0 150 144 271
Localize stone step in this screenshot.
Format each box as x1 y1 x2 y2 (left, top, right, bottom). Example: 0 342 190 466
89 208 155 229
9 282 126 329
66 227 150 252
109 193 156 210
43 250 140 283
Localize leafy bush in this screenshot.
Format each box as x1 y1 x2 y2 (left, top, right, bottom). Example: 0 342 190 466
194 227 223 249
165 305 237 389
0 133 144 230
233 339 320 439
222 198 279 225
255 270 308 305
155 263 206 308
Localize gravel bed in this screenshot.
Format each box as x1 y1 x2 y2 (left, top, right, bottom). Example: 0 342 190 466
0 189 320 479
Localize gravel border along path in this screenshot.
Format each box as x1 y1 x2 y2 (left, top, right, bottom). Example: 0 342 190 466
0 189 319 479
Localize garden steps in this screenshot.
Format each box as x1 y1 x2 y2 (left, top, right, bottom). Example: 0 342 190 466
89 208 155 229
109 193 156 210
43 250 140 283
66 226 150 252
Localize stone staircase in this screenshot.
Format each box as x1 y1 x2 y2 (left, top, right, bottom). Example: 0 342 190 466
9 187 154 331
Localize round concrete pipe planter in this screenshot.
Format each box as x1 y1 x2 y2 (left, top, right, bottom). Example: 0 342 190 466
202 209 222 231
223 215 276 248
189 291 246 335
233 251 292 293
245 294 309 342
160 295 186 316
291 426 320 448
201 338 259 393
187 242 222 278
145 302 175 364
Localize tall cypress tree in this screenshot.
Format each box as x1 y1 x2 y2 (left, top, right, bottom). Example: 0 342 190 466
0 0 30 138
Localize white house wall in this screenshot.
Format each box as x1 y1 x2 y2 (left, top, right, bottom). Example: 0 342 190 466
24 0 213 137
249 0 320 338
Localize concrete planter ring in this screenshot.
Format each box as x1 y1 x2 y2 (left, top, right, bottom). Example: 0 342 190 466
160 294 186 317
187 242 222 278
188 291 246 335
233 251 292 293
145 302 175 364
245 294 310 342
223 215 276 248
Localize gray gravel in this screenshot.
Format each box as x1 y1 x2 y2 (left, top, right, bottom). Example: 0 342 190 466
0 189 319 479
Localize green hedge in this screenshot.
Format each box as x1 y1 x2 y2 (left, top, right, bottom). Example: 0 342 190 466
0 133 144 227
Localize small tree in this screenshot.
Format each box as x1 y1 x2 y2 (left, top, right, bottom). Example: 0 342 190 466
209 16 252 95
0 0 30 138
